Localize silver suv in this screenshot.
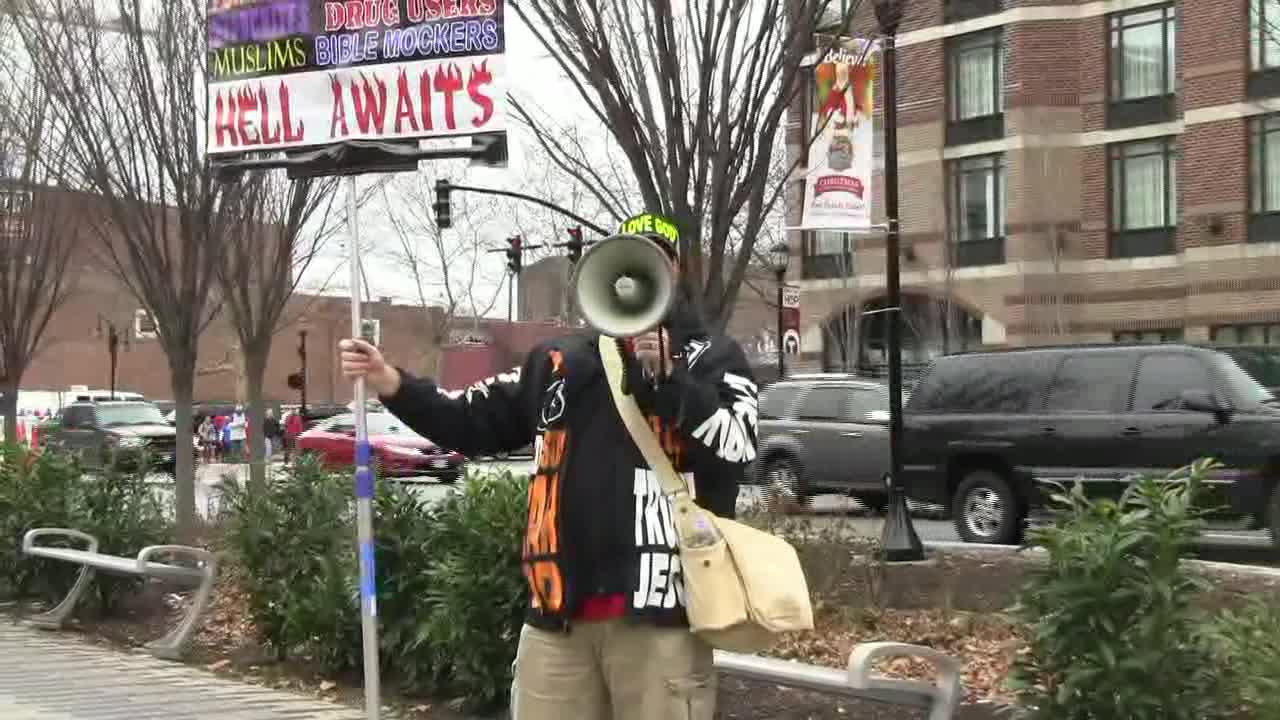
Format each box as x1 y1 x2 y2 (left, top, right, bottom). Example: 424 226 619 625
755 375 892 510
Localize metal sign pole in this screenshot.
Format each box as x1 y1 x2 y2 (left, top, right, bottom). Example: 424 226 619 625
347 175 382 720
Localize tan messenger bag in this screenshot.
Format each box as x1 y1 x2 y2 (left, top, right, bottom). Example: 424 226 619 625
599 336 813 653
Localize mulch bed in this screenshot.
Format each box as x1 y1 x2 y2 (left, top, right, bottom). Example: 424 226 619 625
5 534 1277 720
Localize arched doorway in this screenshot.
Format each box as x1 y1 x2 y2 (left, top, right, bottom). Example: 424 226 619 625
821 294 984 373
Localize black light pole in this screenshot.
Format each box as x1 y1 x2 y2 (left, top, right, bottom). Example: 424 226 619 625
298 328 309 417
875 0 924 562
107 324 119 401
769 242 791 380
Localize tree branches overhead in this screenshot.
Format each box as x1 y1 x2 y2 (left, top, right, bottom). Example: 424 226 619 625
510 0 862 328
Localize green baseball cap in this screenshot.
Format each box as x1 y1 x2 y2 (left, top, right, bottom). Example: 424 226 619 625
618 212 679 258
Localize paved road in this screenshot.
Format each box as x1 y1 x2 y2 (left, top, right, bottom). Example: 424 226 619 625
188 459 1275 563
0 623 362 720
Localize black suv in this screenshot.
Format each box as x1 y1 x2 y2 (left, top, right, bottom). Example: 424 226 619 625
902 344 1280 548
51 401 179 472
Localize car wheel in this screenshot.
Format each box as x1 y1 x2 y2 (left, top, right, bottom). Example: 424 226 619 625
1268 482 1280 552
953 470 1022 545
762 455 808 514
853 493 888 515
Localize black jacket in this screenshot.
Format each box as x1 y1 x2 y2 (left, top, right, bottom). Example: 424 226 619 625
380 329 759 630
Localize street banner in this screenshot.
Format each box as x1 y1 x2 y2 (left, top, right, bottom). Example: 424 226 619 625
799 39 878 231
205 0 507 155
782 284 800 355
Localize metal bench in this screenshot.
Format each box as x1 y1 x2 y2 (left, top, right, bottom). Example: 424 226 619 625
715 642 963 720
21 528 218 660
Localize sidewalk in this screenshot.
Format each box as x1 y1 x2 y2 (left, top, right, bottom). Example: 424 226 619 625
0 621 363 719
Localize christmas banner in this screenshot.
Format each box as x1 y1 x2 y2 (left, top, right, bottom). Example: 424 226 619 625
799 40 877 230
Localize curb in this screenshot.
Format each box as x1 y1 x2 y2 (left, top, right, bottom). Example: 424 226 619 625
923 541 1280 579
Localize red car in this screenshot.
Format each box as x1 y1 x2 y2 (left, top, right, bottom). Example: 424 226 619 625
296 411 464 482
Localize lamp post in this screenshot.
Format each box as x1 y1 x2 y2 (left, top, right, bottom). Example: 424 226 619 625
875 0 925 562
96 315 128 400
298 317 310 417
769 242 791 380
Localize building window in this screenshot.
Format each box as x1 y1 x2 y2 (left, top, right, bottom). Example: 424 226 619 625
133 308 158 340
946 30 1005 145
1252 0 1280 71
950 31 1003 122
944 0 1002 23
360 318 382 347
1109 5 1176 100
1115 328 1183 344
800 231 853 280
1250 115 1280 247
1211 323 1280 345
950 154 1006 267
1107 5 1176 127
1109 138 1177 257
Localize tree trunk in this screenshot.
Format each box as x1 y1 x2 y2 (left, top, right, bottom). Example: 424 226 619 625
170 368 198 542
244 349 269 493
1 379 19 446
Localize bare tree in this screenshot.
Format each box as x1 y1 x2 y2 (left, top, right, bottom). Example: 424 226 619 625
10 0 243 538
0 82 78 443
380 166 506 374
219 173 338 490
510 0 861 331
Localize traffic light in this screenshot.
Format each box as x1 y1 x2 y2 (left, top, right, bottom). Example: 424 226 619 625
505 235 523 274
565 226 584 264
433 178 453 229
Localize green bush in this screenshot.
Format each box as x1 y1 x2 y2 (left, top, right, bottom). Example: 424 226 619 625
218 454 361 671
0 444 171 611
1210 600 1280 719
1009 459 1223 720
409 471 528 709
220 461 529 710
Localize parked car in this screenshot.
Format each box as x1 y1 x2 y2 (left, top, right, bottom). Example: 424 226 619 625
48 400 180 473
296 411 464 481
755 375 893 510
901 344 1280 548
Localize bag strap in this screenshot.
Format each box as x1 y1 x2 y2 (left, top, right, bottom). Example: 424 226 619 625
598 335 692 498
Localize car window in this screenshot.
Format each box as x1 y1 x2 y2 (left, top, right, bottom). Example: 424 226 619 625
96 404 167 427
63 407 89 428
844 388 888 422
1209 352 1274 408
908 353 1053 413
1044 353 1136 413
760 384 802 419
1133 353 1214 411
796 387 844 421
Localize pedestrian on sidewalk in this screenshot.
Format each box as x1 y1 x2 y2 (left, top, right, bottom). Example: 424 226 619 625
339 216 758 720
198 416 216 463
229 407 247 461
284 410 304 462
263 408 281 459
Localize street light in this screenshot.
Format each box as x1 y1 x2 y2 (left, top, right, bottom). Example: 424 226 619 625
769 242 791 379
95 315 129 400
874 0 925 562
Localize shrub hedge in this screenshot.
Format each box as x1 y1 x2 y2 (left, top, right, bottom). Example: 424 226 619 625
218 458 527 711
0 444 172 612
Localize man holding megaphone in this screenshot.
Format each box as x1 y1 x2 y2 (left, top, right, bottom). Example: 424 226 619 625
339 212 758 720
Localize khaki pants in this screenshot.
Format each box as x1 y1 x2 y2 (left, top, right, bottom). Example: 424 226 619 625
511 620 715 720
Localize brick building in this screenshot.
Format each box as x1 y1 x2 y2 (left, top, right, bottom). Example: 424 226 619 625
15 183 567 405
786 0 1280 372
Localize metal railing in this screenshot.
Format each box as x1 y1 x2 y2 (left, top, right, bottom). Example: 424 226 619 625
714 642 963 720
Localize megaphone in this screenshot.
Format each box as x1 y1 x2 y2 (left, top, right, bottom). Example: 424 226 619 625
571 233 678 337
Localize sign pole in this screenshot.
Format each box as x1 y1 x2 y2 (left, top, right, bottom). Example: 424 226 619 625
348 175 381 720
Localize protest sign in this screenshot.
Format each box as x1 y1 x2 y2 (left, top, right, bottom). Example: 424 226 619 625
205 0 507 154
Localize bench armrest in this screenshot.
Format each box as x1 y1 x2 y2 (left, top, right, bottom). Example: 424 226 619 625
848 642 963 720
23 528 99 554
136 545 217 577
